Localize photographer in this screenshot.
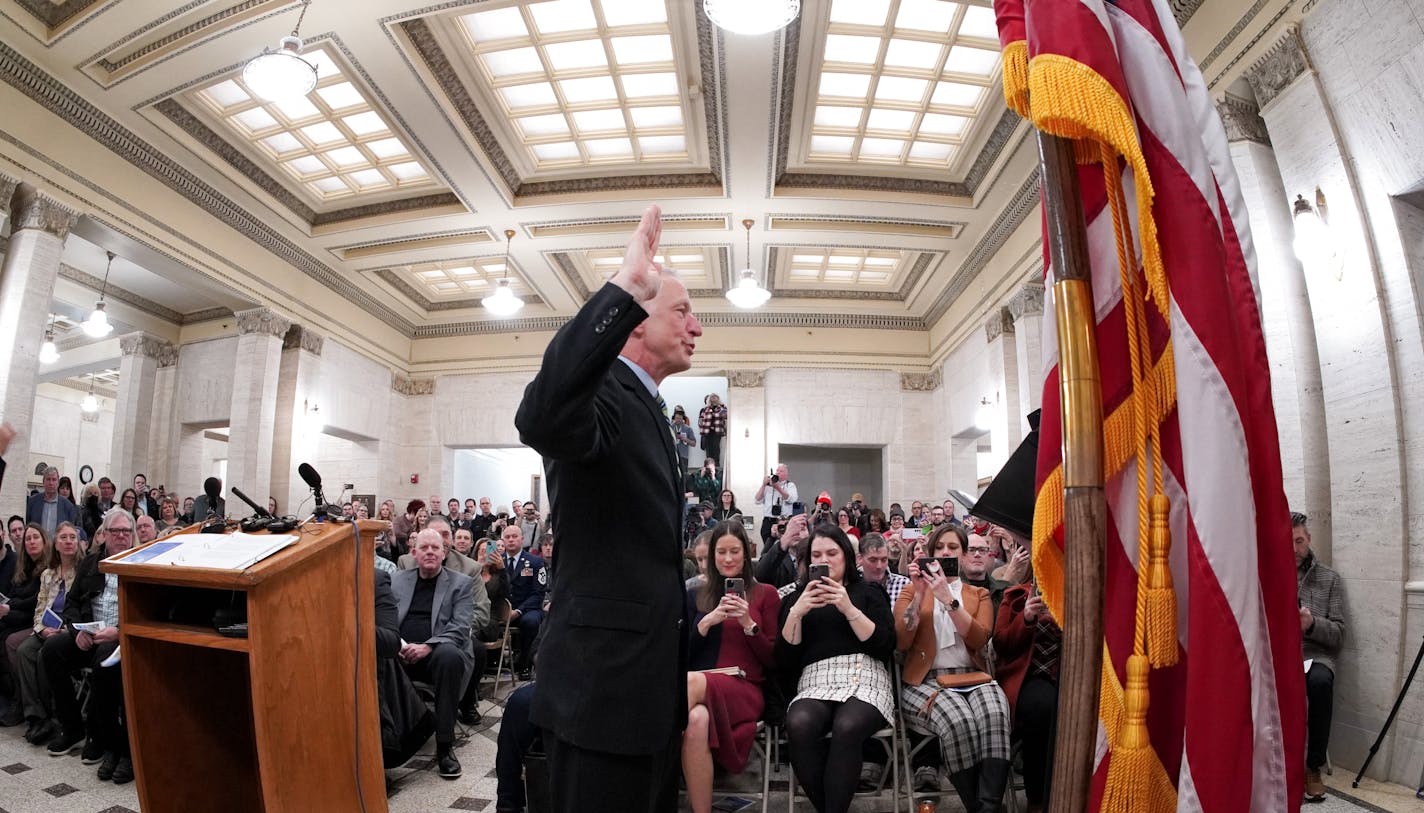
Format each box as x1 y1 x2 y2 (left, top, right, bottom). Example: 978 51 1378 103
754 511 807 590
691 458 723 507
754 464 798 546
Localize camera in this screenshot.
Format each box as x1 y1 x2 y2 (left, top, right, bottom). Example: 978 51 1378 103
790 501 806 517
769 469 779 484
916 557 959 578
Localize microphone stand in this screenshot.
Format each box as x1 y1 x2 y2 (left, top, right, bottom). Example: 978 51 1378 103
1354 634 1424 788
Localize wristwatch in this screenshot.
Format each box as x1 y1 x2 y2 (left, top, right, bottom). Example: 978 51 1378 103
744 622 759 636
949 599 960 611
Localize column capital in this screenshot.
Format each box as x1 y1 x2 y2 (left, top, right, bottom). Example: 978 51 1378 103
282 324 324 355
235 307 292 338
391 372 434 396
1216 95 1271 145
11 184 78 239
1244 26 1309 109
727 369 766 388
119 332 178 367
899 370 942 392
984 308 1015 343
0 175 19 218
1007 282 1045 321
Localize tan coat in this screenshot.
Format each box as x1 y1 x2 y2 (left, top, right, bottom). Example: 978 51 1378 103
893 578 993 685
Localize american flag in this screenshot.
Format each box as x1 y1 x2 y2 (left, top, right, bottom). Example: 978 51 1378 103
992 0 1306 811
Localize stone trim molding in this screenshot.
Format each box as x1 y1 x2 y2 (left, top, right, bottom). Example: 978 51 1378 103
11 183 78 239
1216 96 1271 145
1244 27 1309 109
119 332 178 367
984 308 1015 342
282 325 324 355
13 0 102 30
900 370 943 392
1007 282 1045 321
391 373 434 396
1200 0 1272 71
727 370 766 388
1169 0 1206 26
235 307 292 338
0 174 19 216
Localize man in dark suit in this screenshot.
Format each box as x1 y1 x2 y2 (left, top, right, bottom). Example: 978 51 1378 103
26 466 78 538
498 524 547 679
131 474 160 519
516 205 701 813
390 529 476 779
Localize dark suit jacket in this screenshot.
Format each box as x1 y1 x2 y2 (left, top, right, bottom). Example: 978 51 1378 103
374 570 400 659
61 551 110 626
25 493 79 530
390 567 476 677
515 281 688 756
191 495 225 520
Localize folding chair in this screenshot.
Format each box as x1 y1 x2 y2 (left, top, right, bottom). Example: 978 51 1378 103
785 660 904 813
483 598 518 700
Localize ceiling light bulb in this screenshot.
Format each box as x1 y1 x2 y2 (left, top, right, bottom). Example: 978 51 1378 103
481 280 524 317
725 270 771 309
39 333 59 365
243 35 317 103
704 0 801 35
82 302 112 338
81 393 99 413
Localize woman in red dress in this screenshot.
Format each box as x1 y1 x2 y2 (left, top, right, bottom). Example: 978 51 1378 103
683 518 780 812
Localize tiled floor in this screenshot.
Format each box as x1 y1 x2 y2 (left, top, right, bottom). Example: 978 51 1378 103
1 683 1418 812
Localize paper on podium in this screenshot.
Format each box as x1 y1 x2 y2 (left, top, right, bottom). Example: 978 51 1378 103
120 533 299 570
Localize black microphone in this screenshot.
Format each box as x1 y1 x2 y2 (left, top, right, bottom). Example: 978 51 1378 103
203 477 222 519
298 463 329 516
231 486 271 518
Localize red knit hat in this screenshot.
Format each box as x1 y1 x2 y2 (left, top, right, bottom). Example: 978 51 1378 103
816 491 832 506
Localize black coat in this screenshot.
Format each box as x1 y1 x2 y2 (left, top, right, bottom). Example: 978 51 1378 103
515 282 688 756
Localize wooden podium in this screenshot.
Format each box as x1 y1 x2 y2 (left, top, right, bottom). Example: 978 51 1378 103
101 519 388 813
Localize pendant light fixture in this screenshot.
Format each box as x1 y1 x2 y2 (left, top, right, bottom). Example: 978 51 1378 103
82 252 116 339
81 372 99 414
481 229 525 317
726 218 771 309
242 0 318 103
39 314 60 365
704 0 801 35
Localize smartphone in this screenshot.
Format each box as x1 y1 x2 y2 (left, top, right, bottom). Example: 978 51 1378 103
724 577 745 598
809 563 830 582
917 557 959 578
485 540 499 558
790 501 806 517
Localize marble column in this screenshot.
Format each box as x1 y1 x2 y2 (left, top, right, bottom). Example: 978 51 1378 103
272 325 324 514
227 308 291 506
1220 93 1333 562
984 308 1021 468
1007 281 1045 428
0 184 77 510
109 333 177 485
726 370 766 524
1247 26 1406 780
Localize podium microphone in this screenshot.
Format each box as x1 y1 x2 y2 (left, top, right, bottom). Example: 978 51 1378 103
201 477 226 533
298 462 331 520
231 486 271 518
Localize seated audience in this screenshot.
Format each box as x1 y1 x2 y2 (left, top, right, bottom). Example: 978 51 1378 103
994 578 1059 812
499 525 547 680
754 513 810 590
858 533 909 605
134 515 157 545
863 508 887 537
57 476 75 505
10 523 80 745
392 499 423 553
894 524 1012 813
155 497 180 532
398 517 482 581
837 508 861 540
7 514 23 550
684 530 711 588
0 523 49 725
1294 511 1344 803
961 532 1012 619
392 529 477 779
537 533 554 576
683 520 780 813
777 525 895 813
40 510 135 783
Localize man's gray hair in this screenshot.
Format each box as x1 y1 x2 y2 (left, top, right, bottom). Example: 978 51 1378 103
426 514 451 532
101 507 134 531
858 532 887 556
43 466 58 478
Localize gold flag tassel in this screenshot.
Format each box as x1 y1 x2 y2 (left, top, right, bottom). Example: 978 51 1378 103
1001 39 1030 118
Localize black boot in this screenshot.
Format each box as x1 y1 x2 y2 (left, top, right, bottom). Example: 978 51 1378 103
949 767 979 812
977 757 1012 813
436 741 462 779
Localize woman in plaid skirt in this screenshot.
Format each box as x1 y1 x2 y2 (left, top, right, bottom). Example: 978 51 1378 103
894 524 1012 813
776 525 896 813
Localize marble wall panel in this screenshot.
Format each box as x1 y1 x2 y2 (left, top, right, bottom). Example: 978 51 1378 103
174 337 236 427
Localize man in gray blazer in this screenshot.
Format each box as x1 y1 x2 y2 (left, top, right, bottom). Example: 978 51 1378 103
391 529 477 779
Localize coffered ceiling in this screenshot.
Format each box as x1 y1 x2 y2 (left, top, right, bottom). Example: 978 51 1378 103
0 0 1255 353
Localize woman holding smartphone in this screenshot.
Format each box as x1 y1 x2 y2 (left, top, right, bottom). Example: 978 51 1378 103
777 524 895 813
894 524 1012 813
682 520 779 813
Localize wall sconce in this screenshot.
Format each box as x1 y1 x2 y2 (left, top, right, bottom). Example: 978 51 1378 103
974 396 995 433
1292 187 1336 277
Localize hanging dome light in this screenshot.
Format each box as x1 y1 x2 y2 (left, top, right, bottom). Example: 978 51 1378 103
482 229 525 317
83 251 116 338
726 218 771 309
242 1 317 103
39 330 59 365
82 372 99 413
704 0 800 35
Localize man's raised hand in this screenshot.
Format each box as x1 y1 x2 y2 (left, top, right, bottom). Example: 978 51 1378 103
609 205 664 303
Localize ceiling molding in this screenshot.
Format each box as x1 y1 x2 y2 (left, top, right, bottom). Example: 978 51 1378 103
766 214 965 239
1207 2 1300 91
1201 0 1277 72
524 214 730 239
331 228 496 261
924 169 1042 326
370 267 545 312
411 308 927 339
0 39 419 337
549 247 729 303
765 246 937 301
397 8 728 201
12 0 104 32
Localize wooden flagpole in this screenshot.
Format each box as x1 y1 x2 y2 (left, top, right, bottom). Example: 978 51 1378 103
1036 130 1108 813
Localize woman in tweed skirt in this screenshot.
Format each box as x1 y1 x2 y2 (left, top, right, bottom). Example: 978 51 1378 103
776 525 895 812
894 524 1012 813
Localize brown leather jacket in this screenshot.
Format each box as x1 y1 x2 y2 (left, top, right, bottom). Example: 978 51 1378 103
893 578 993 685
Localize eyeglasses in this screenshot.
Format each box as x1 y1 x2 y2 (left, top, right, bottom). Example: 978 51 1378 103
966 546 991 555
108 528 134 536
